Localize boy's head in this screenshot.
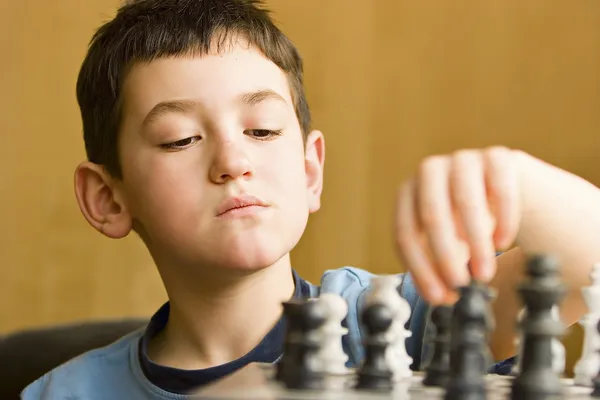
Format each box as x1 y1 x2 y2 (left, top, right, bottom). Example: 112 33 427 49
74 0 325 276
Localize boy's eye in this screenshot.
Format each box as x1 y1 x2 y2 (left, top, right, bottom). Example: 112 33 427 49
245 129 282 140
160 136 201 150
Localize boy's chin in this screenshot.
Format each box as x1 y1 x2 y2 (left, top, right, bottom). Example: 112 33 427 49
195 226 302 271
180 244 292 274
212 248 288 271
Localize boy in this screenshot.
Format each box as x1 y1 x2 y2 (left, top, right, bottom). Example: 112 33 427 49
22 0 600 398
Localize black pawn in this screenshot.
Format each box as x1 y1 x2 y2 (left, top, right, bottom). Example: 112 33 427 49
355 302 394 392
423 305 453 387
276 300 302 382
276 299 327 390
590 319 600 397
511 255 566 400
445 280 494 400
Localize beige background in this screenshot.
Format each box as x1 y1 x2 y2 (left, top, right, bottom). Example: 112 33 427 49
2 0 599 374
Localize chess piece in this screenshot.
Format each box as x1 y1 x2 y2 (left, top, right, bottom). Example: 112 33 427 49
511 255 566 400
365 275 403 307
513 306 565 376
511 308 526 375
386 296 413 380
355 302 394 392
366 275 413 380
445 280 495 400
277 299 327 390
314 293 349 374
550 305 566 375
592 319 600 397
276 300 302 382
423 305 453 387
574 263 600 387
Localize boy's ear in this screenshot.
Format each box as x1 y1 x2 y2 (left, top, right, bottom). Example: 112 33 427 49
74 162 133 238
304 130 325 213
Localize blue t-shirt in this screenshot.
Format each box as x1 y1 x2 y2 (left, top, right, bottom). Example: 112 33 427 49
21 267 514 400
137 270 314 393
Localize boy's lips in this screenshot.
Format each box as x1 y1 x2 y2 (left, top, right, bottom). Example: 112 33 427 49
216 194 270 217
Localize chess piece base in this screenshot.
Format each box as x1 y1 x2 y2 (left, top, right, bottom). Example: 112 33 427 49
511 371 564 400
444 379 486 400
422 365 450 387
355 369 393 392
591 376 600 397
281 367 324 391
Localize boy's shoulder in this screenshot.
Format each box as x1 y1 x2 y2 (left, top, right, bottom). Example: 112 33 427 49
19 327 184 400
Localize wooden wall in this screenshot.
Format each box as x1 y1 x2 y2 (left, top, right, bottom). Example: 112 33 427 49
1 0 597 375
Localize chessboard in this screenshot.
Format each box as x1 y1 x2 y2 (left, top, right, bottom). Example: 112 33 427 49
192 362 595 399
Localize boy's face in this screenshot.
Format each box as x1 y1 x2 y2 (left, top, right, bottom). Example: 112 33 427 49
105 42 324 273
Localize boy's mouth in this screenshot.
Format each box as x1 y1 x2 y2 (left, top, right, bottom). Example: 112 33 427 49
216 194 269 217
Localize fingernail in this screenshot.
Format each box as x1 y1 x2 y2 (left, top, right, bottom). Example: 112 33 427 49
428 285 444 303
479 262 495 283
453 271 470 288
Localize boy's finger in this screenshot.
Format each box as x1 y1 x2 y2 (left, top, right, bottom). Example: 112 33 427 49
484 146 521 250
416 156 469 289
395 179 446 303
450 150 497 282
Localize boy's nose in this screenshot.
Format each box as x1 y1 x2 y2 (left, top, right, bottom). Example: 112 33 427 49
209 141 254 183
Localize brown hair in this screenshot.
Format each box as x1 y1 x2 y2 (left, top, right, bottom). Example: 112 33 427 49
76 0 311 178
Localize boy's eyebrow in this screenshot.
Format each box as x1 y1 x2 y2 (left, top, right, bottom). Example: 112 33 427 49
142 99 197 128
239 89 288 106
141 90 287 128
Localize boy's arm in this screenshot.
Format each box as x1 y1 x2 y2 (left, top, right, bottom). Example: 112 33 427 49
394 147 600 361
490 151 600 361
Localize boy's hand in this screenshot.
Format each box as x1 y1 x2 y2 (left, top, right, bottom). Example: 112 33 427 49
394 146 522 304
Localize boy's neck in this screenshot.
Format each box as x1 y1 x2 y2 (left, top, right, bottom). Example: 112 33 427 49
147 256 296 370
